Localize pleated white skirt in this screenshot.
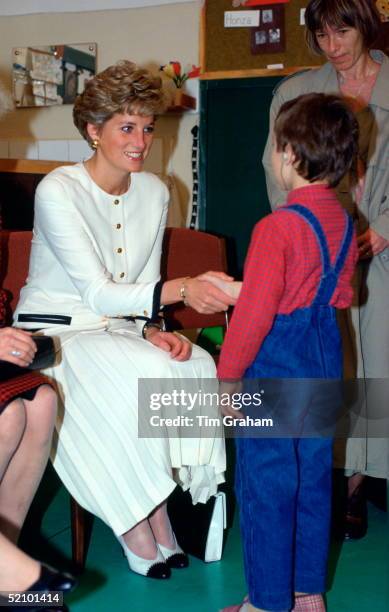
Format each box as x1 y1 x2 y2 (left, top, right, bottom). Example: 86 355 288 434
44 322 225 535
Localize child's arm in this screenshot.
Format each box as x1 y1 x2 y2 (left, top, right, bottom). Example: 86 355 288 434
217 216 287 381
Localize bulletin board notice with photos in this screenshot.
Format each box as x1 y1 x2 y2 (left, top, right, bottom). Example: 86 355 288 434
200 0 389 77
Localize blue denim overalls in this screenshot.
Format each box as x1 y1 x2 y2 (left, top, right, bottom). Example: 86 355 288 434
235 205 353 611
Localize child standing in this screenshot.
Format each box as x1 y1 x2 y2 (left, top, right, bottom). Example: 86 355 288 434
217 93 359 612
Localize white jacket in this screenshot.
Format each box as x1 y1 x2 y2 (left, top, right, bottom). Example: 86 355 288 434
15 164 169 331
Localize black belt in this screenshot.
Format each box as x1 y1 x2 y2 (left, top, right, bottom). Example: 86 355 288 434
17 314 72 325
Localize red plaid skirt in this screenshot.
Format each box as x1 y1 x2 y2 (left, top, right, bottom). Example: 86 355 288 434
0 370 51 413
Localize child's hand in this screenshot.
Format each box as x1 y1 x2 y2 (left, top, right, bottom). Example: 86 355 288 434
218 380 244 419
198 273 242 302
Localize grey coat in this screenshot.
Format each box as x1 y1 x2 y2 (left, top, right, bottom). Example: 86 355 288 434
262 52 389 477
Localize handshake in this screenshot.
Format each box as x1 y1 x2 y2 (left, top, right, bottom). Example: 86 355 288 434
178 272 242 315
200 273 242 301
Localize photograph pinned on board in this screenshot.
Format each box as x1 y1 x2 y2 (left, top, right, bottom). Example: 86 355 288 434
250 4 285 54
262 9 273 23
269 28 281 43
254 30 267 45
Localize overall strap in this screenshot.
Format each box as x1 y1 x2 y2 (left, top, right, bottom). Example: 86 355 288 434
285 204 331 274
333 212 354 275
281 204 352 306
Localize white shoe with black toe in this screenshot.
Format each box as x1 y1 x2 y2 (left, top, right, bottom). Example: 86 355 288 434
117 535 171 579
158 533 189 569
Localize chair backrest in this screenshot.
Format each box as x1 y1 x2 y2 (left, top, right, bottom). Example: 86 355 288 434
0 227 228 330
0 159 73 231
0 230 32 321
161 227 228 330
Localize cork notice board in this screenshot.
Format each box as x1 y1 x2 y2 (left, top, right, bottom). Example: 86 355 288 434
200 0 389 76
201 0 323 74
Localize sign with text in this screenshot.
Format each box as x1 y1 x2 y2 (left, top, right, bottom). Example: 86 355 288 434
224 10 260 27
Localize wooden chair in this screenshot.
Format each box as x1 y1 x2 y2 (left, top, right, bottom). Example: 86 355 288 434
161 227 228 331
1 227 228 571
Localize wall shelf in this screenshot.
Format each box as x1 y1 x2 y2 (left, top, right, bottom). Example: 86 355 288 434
167 90 196 112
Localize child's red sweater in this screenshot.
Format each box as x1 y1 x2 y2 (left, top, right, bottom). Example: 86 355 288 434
217 184 358 380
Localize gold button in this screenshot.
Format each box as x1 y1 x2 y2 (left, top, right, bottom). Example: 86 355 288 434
114 199 120 205
120 272 125 278
117 247 123 253
116 223 122 229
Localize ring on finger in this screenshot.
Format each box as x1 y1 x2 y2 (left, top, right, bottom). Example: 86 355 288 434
10 349 22 357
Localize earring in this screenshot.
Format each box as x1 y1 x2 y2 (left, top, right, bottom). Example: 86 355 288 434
282 152 288 161
91 139 99 150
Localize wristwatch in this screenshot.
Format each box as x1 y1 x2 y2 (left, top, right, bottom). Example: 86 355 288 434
142 321 162 339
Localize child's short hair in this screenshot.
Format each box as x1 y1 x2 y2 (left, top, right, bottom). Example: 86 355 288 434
274 93 359 188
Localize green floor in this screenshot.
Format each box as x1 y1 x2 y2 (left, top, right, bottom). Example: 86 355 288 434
22 467 388 612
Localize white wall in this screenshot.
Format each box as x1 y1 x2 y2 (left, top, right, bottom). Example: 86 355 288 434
0 1 201 223
0 0 196 17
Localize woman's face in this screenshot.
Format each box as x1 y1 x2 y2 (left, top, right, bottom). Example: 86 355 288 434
315 24 366 73
89 113 155 175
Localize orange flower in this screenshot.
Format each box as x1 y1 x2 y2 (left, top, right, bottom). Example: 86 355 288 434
170 61 181 76
160 61 200 88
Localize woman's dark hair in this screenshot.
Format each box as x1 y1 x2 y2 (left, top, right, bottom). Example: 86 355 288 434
305 0 381 54
274 93 359 188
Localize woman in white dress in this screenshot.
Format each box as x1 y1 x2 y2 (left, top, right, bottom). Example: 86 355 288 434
14 61 235 579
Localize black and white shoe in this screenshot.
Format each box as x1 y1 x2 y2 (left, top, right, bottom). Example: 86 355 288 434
158 534 189 569
117 535 171 579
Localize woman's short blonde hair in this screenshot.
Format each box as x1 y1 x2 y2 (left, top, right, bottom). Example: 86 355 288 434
73 60 167 144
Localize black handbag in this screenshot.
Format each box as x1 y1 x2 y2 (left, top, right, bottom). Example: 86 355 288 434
167 485 229 562
0 335 56 382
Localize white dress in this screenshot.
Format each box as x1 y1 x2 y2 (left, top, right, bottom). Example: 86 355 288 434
14 164 225 535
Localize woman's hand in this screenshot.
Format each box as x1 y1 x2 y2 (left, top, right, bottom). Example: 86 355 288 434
183 271 238 314
357 228 389 259
145 327 192 361
0 327 37 367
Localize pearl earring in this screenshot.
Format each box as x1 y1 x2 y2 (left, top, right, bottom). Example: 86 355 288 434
282 152 288 161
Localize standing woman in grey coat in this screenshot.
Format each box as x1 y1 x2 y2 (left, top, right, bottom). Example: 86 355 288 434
262 0 389 541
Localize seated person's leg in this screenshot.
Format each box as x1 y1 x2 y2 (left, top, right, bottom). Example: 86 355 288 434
0 386 57 542
0 531 40 591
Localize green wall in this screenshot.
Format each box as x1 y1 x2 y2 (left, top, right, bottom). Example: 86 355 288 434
199 76 282 276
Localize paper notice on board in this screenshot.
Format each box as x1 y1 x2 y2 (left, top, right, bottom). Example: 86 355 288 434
225 11 260 27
